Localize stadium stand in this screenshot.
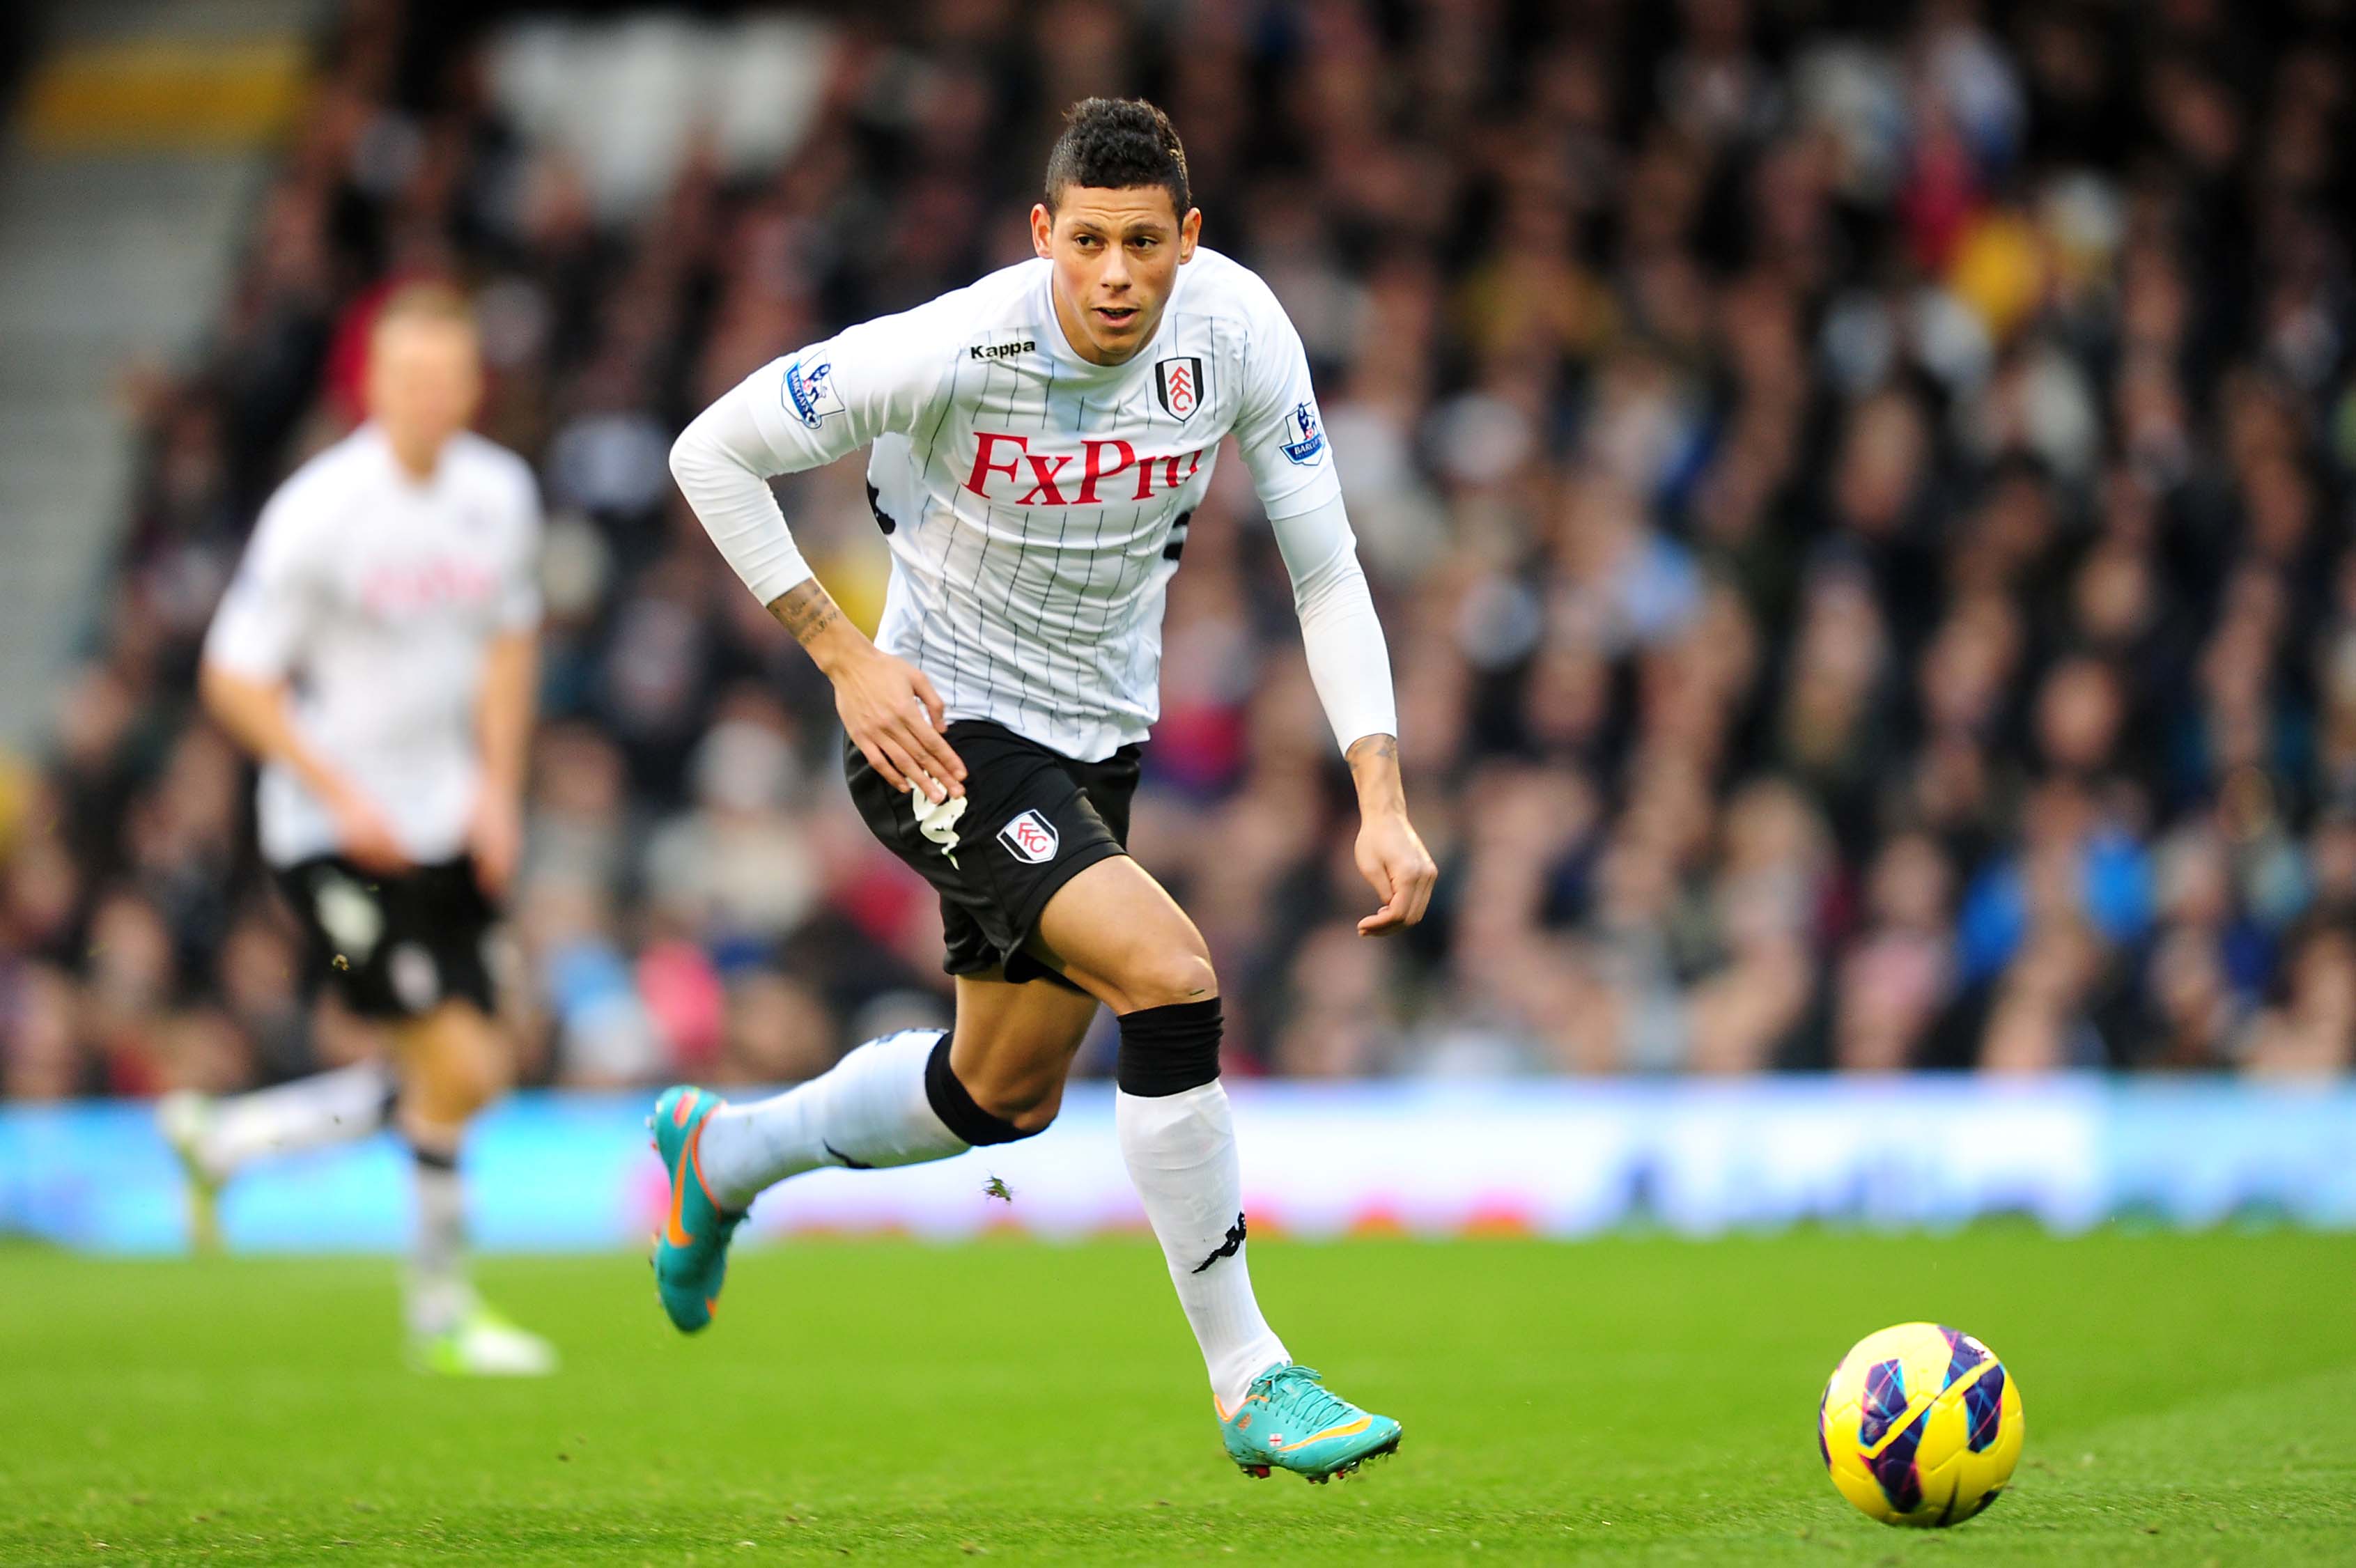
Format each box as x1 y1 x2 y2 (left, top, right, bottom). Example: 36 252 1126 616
3 0 2354 1097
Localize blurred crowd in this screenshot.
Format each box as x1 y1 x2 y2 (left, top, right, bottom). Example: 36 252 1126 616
6 0 2356 1101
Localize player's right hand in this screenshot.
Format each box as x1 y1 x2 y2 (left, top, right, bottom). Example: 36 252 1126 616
833 646 966 802
327 782 412 874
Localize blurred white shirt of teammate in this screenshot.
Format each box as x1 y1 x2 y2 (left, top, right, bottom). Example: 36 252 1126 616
204 424 540 867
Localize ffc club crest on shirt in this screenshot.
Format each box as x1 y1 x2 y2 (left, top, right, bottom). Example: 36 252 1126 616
1154 356 1206 422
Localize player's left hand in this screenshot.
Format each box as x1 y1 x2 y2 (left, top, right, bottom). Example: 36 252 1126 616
1354 811 1436 936
469 790 525 898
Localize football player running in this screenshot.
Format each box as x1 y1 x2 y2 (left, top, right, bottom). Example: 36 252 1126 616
166 284 554 1376
658 98 1432 1479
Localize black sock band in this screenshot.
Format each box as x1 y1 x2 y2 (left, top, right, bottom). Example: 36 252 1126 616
922 1032 1035 1147
1115 997 1223 1096
407 1138 460 1171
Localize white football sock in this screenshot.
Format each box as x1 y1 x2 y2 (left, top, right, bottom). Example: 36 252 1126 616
199 1061 395 1179
696 1029 966 1209
1117 1080 1289 1413
405 1147 470 1336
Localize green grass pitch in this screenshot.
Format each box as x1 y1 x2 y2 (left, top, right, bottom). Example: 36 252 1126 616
2 1228 2350 1563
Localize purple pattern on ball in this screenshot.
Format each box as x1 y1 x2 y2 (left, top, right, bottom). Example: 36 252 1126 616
1859 1359 1908 1446
1964 1362 2008 1453
1938 1325 1987 1390
1859 1357 1923 1512
1868 1416 1925 1512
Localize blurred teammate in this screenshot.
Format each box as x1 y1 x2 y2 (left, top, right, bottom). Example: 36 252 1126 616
162 283 554 1376
658 99 1433 1480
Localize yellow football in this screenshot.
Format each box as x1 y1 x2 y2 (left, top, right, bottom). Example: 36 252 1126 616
1817 1322 2024 1527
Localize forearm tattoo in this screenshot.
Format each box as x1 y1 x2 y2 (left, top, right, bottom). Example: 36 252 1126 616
1347 733 1400 767
769 580 842 645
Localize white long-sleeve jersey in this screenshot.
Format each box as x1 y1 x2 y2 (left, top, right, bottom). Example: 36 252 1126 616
671 247 1395 762
203 424 543 867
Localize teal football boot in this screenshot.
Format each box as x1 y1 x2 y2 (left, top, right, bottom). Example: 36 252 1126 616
1220 1363 1403 1482
648 1086 745 1333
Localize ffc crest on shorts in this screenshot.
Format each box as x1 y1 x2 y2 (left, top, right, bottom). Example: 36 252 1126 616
998 809 1060 864
1154 356 1206 422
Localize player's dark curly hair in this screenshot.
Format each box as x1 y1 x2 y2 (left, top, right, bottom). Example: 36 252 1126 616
1043 98 1191 217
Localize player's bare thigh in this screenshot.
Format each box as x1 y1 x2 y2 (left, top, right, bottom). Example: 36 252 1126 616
952 858 1216 1127
948 968 1102 1131
1031 856 1217 1013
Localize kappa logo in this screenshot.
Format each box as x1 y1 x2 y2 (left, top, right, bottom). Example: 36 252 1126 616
998 809 1060 864
1278 399 1326 466
911 789 968 868
1190 1212 1247 1274
313 874 385 961
970 332 1037 362
1154 355 1206 421
783 357 846 428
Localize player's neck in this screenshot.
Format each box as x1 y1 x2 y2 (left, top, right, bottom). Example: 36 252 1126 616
380 426 448 483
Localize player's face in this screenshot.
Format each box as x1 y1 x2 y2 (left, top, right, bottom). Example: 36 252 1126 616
1032 186 1200 366
366 316 483 461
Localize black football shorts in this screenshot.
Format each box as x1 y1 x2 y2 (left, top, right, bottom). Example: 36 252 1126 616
273 855 499 1020
846 719 1139 987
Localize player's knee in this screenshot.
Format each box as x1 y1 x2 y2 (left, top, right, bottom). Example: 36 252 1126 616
408 1069 490 1129
980 1077 1064 1135
453 1048 510 1120
922 1031 1052 1147
410 1012 509 1124
1115 993 1224 1098
1122 948 1218 1013
446 1059 503 1121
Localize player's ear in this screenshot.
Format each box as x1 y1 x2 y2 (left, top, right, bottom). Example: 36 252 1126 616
1031 203 1055 259
1179 207 1202 263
